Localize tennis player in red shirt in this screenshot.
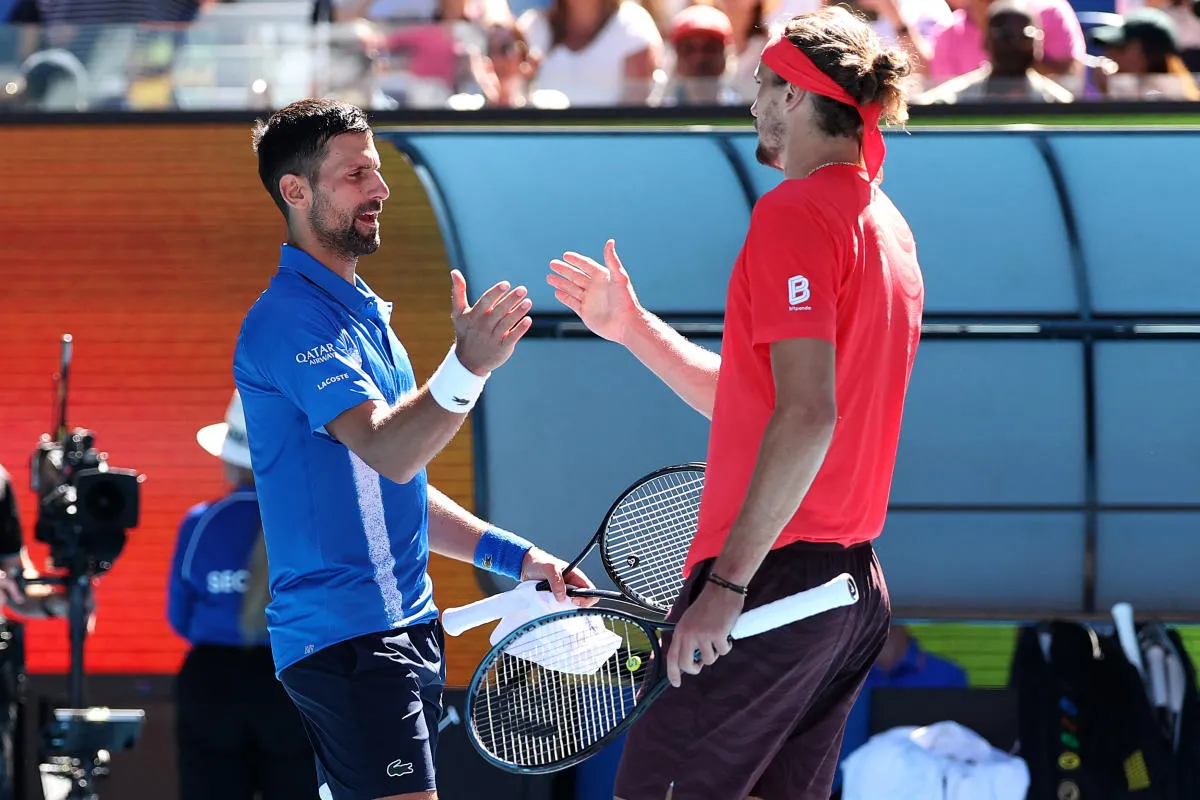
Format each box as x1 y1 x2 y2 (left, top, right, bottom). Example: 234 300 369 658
546 8 924 799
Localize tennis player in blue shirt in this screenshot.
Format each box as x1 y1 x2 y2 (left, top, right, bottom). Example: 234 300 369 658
233 98 594 800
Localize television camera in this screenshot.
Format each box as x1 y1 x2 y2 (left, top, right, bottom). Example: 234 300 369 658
24 335 145 799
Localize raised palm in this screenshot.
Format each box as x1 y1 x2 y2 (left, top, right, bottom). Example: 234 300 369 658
546 239 641 344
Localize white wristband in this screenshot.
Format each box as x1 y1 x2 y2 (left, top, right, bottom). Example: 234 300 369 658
428 346 489 413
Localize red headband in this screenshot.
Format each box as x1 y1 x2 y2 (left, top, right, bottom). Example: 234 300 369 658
760 34 885 183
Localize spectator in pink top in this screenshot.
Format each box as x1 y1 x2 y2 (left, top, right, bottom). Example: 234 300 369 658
926 0 1085 81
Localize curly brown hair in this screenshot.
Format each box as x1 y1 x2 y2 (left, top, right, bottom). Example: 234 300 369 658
770 6 912 139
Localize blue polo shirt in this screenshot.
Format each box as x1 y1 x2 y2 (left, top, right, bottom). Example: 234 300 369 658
232 244 436 674
167 485 267 648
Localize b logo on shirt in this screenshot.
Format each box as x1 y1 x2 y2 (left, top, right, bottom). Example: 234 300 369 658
788 275 811 309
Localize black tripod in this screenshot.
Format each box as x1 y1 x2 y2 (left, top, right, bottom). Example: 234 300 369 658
28 570 143 800
24 333 145 799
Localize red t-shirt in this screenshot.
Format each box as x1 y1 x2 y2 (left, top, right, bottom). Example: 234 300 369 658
685 165 925 575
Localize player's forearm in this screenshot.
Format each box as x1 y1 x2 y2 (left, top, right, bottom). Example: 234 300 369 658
710 405 837 587
426 485 489 563
427 486 542 582
357 393 471 485
622 309 721 419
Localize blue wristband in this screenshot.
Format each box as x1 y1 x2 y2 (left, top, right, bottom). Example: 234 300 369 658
474 527 534 582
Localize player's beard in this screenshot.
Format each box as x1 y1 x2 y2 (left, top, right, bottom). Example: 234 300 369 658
754 114 786 170
310 188 381 260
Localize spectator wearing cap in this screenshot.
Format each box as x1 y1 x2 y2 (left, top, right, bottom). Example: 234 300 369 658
168 390 319 800
926 0 1086 83
1141 0 1200 67
1090 6 1200 99
916 0 1074 101
653 3 742 105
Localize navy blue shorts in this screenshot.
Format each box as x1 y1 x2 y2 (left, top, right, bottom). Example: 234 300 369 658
279 620 446 799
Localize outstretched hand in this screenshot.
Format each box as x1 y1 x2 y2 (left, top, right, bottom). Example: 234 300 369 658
450 270 533 375
546 239 643 345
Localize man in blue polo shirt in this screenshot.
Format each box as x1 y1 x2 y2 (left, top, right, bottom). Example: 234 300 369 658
233 98 594 800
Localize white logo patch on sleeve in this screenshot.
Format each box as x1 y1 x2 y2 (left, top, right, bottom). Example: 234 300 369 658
788 275 812 310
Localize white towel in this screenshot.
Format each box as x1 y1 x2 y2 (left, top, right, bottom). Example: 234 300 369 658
842 721 1030 800
489 585 623 676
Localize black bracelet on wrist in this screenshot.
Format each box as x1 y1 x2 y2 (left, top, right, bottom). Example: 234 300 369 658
706 571 748 596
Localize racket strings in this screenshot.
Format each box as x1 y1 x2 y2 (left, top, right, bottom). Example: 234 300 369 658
606 475 699 576
604 470 704 610
607 480 699 606
471 616 650 768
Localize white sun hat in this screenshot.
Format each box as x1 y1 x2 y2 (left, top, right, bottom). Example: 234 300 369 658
196 390 252 470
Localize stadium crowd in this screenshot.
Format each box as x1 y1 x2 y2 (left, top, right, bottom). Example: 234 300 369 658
0 0 1197 110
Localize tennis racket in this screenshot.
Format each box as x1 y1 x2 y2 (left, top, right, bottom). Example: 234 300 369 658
442 463 705 637
464 571 860 773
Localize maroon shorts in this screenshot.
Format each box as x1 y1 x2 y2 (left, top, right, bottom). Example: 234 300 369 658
613 539 891 800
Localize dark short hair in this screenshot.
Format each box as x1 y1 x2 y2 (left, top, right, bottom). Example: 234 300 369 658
771 6 911 139
251 98 372 218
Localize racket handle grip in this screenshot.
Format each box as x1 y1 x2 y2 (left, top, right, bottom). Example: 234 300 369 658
1148 645 1169 707
1112 602 1145 677
730 572 859 641
441 588 526 637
